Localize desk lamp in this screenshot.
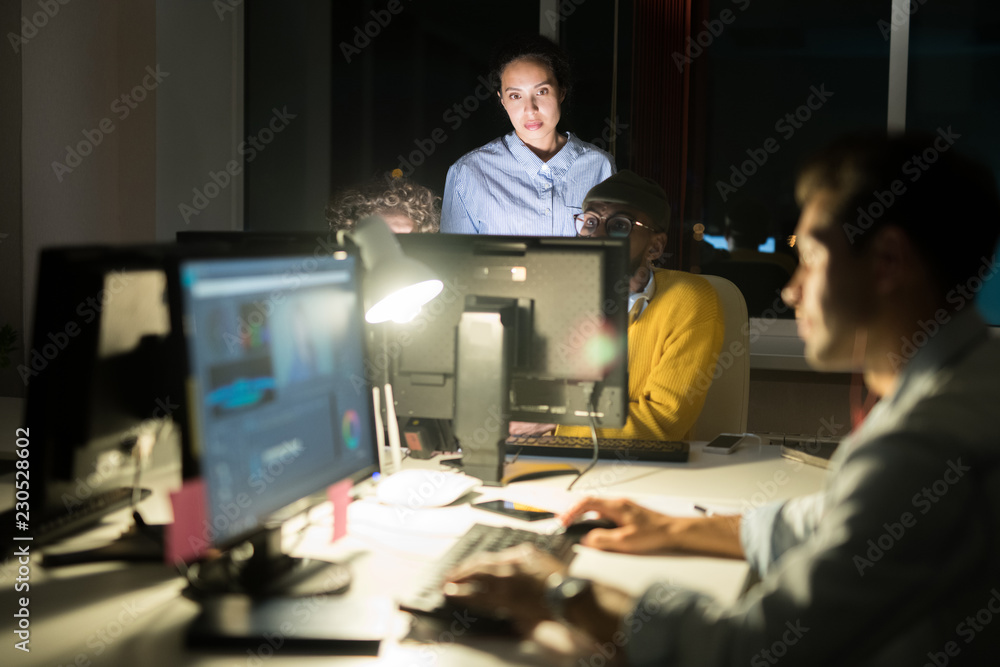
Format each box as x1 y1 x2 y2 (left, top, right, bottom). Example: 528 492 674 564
345 215 443 323
339 215 443 473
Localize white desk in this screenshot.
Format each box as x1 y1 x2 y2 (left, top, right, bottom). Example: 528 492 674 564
1 441 826 666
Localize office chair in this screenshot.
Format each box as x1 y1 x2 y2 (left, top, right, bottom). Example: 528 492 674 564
699 260 793 318
690 275 750 441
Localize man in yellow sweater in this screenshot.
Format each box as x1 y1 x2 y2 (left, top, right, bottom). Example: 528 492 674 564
556 170 724 441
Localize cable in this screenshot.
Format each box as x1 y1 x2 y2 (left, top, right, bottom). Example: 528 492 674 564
119 419 170 563
567 384 600 491
284 508 322 556
129 416 170 515
741 432 763 455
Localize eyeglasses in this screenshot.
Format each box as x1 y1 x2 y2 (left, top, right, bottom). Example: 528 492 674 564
574 212 655 238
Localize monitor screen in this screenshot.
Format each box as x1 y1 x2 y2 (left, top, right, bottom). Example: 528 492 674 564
176 252 377 548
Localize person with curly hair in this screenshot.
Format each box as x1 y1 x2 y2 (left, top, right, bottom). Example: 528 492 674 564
326 175 441 234
441 34 615 236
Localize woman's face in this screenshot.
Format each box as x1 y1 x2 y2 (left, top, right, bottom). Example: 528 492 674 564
380 213 416 234
498 58 565 143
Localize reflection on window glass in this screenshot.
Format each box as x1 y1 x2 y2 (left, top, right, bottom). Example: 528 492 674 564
695 0 891 317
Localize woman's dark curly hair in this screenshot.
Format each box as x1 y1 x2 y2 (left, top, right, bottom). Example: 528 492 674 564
488 34 573 104
325 176 441 233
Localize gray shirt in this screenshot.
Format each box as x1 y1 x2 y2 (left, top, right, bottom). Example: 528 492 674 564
625 308 1000 666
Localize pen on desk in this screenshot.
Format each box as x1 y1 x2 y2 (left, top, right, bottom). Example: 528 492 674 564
693 504 714 517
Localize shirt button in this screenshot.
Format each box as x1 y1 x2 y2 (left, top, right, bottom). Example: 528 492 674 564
545 208 551 214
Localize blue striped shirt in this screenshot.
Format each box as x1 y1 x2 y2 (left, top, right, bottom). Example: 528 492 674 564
440 131 616 236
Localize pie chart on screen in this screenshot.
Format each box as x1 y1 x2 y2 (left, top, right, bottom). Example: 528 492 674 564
342 410 361 450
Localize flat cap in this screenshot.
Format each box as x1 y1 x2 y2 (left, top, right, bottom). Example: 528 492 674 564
582 170 670 233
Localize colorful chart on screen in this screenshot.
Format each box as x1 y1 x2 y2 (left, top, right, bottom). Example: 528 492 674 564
342 410 361 450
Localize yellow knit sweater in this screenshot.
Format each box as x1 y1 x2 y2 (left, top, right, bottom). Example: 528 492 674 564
556 269 724 441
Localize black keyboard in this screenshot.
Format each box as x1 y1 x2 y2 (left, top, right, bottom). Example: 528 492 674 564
505 435 689 462
399 523 574 617
2 486 151 549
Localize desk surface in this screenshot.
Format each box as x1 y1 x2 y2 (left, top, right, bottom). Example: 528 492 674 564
1 441 826 666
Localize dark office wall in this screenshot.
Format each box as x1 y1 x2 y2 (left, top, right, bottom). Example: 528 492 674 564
156 0 245 237
0 1 23 397
561 0 633 169
327 1 536 200
18 0 157 391
244 0 332 231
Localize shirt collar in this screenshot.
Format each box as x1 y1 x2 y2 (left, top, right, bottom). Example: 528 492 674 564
839 306 990 462
628 269 657 323
503 131 582 182
885 307 989 408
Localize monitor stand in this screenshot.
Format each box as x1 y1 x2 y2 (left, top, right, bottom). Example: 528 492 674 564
449 299 580 486
185 594 387 653
185 525 351 599
183 526 388 651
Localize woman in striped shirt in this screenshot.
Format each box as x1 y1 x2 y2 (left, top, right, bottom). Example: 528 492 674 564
441 35 616 236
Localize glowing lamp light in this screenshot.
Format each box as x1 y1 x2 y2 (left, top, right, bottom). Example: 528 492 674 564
348 215 443 324
365 280 442 324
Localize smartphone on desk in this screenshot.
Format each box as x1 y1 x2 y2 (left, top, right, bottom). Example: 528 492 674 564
703 433 745 455
472 500 555 521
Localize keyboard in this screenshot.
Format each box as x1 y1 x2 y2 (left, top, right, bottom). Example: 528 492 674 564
2 486 151 550
398 523 574 618
505 434 689 462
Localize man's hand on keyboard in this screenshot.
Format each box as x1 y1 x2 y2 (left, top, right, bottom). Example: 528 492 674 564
560 497 745 559
443 542 635 652
508 421 557 436
443 543 565 634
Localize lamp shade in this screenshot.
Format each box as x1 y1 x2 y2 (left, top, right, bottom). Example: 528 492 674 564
352 216 443 323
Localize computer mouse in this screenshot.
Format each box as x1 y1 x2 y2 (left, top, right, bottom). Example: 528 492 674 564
563 517 618 540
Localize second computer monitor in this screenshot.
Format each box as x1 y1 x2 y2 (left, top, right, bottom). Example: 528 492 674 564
380 235 630 481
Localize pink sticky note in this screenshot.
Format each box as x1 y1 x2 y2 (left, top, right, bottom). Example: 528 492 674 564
327 479 352 543
165 478 210 565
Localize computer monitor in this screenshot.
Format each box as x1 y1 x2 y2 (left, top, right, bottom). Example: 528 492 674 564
379 234 630 484
172 249 378 595
21 245 184 550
